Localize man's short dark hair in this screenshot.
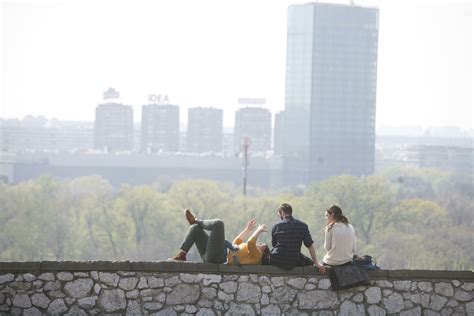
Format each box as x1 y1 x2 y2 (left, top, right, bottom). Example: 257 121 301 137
277 203 293 215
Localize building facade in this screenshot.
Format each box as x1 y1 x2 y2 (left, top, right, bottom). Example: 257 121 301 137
1 117 94 153
234 107 272 154
187 107 223 153
141 104 179 153
283 3 379 184
274 111 284 156
94 89 134 152
407 145 473 178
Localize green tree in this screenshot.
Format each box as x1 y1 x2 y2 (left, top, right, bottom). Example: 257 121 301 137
305 175 394 246
116 185 164 259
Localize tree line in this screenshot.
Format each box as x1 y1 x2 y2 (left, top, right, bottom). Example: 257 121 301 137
0 166 472 270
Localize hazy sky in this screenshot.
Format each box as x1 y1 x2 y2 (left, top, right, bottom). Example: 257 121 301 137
1 0 472 129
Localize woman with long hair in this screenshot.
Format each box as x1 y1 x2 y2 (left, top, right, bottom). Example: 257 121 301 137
322 205 356 266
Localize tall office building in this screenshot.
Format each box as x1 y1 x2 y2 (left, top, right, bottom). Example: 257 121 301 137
187 107 223 153
283 3 379 184
94 88 133 152
141 100 180 153
234 106 271 154
274 111 284 156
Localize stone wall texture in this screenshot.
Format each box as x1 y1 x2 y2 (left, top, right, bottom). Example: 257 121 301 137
0 262 473 315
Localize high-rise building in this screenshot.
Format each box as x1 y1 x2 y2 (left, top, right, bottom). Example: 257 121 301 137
274 111 284 156
141 99 179 153
187 107 223 153
94 88 133 152
283 3 379 184
234 106 271 154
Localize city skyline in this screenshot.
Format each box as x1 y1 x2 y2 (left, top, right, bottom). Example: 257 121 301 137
1 0 472 130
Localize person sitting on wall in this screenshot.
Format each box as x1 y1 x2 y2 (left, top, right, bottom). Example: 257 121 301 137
269 203 325 272
322 205 369 290
322 205 356 267
169 210 269 265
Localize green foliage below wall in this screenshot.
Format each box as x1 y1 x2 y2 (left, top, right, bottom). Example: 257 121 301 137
0 167 472 270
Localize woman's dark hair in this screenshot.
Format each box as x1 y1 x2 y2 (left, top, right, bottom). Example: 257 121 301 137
326 205 350 230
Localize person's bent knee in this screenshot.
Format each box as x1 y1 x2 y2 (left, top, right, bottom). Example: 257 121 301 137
189 223 200 231
214 219 224 228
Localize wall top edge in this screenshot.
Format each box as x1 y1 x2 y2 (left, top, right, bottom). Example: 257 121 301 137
0 261 472 280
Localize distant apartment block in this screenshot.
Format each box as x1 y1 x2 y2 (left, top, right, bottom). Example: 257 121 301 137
223 129 234 156
187 107 223 153
283 3 379 184
141 101 179 153
407 145 473 177
234 106 271 154
10 152 283 188
94 88 134 152
1 117 93 153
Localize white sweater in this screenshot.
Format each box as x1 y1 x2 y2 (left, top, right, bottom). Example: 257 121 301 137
323 222 356 266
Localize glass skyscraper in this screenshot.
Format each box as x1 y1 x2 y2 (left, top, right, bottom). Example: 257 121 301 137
283 3 379 184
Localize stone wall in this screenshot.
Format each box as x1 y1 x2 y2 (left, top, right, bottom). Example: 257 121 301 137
0 261 473 315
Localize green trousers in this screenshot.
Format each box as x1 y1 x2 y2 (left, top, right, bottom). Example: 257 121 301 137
179 219 226 264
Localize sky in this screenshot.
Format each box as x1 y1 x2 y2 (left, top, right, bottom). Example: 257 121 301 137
1 0 472 130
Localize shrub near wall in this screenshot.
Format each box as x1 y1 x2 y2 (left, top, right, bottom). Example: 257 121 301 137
0 262 473 315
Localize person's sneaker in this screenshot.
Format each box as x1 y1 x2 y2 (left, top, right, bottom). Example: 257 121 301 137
185 209 197 225
169 250 186 261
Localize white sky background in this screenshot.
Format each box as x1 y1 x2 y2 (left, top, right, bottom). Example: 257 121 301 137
1 0 472 130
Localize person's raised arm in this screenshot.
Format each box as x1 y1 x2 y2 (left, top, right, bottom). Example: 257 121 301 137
233 218 257 244
302 224 325 273
248 224 267 242
246 224 268 255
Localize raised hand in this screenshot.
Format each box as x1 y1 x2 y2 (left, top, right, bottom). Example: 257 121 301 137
257 224 268 232
246 218 257 230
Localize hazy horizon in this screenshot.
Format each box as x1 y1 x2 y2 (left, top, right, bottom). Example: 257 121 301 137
1 0 472 130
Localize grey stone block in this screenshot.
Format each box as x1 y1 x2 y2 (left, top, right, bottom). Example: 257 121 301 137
64 278 94 298
236 282 261 303
98 272 120 287
297 290 338 310
23 307 42 316
383 292 404 313
166 284 200 305
365 287 382 304
435 282 454 297
57 272 74 281
287 277 306 289
31 293 50 309
0 273 14 285
12 293 32 308
119 277 139 291
47 299 68 314
98 289 126 312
